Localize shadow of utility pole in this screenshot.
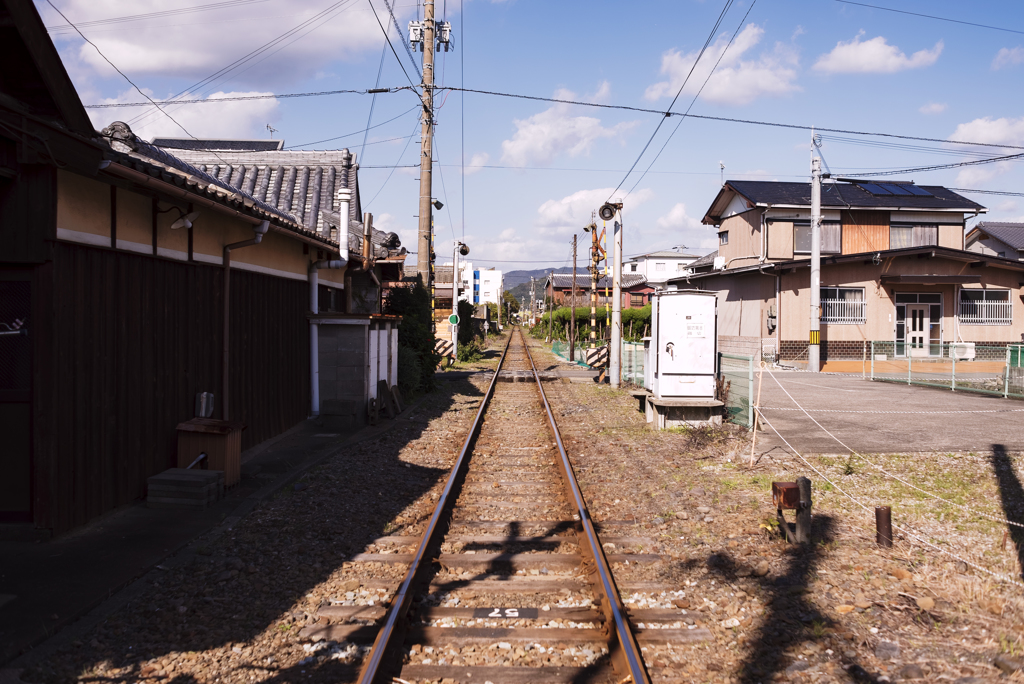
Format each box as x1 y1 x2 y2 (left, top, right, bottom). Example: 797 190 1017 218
727 515 881 684
989 444 1024 579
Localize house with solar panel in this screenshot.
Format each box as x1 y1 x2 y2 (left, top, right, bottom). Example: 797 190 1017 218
672 179 1024 367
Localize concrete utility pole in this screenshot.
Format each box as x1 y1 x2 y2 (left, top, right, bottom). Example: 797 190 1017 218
570 234 577 361
451 242 460 359
415 0 436 286
610 217 623 388
809 154 822 372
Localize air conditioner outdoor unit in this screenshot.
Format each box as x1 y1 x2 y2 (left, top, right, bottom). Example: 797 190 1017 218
950 342 975 360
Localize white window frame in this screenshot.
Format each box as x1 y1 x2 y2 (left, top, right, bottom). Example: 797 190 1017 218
820 286 866 324
959 289 1011 325
795 221 841 254
719 231 729 245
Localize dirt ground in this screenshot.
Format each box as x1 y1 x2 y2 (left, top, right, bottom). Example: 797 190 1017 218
20 331 1024 684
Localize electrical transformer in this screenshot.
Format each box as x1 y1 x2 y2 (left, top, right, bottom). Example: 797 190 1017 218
644 290 718 399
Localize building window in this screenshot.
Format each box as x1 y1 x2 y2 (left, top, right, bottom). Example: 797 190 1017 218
676 263 687 271
630 263 637 272
820 287 865 324
959 289 1011 325
630 293 644 307
719 231 729 245
795 222 841 254
890 224 937 249
655 262 666 271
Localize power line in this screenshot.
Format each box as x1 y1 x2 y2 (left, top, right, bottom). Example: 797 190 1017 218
45 0 269 32
442 86 1024 152
610 0 735 199
125 0 359 129
84 88 374 108
364 119 420 208
45 0 218 158
949 188 1024 198
360 21 392 165
288 106 418 148
626 0 757 199
382 0 422 80
834 0 1024 35
852 150 1024 178
368 0 420 91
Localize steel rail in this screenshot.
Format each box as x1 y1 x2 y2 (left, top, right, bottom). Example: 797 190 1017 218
356 332 514 684
523 329 652 683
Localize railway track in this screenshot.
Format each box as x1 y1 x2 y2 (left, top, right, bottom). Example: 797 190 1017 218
302 328 711 682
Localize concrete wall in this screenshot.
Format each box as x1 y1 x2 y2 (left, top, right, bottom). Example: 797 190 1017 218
317 322 369 429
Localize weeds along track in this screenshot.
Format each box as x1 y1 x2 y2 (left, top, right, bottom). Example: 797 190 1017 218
343 328 651 683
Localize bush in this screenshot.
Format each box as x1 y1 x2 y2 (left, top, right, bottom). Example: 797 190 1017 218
383 278 439 395
457 300 476 345
397 344 422 396
457 340 484 363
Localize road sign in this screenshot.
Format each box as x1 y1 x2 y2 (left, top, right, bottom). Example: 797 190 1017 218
448 314 459 325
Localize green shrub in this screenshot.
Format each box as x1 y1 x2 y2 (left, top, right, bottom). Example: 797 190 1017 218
397 344 422 396
383 278 439 394
457 341 484 363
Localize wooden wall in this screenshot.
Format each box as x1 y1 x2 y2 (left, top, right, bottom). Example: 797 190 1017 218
32 242 309 533
841 210 889 254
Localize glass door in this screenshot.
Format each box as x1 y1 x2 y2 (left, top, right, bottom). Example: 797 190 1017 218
908 305 928 356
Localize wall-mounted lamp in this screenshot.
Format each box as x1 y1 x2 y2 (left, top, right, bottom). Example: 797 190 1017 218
872 252 882 266
432 199 444 210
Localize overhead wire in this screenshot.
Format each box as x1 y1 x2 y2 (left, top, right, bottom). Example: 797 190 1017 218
360 19 392 165
626 0 757 199
364 119 420 208
608 0 736 200
287 106 418 148
45 0 269 33
851 150 1024 178
834 0 1024 36
44 0 226 163
370 0 420 90
85 88 372 109
382 0 422 80
125 0 360 129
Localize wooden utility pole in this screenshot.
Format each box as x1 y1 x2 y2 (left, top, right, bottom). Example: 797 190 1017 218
570 235 577 361
416 0 436 286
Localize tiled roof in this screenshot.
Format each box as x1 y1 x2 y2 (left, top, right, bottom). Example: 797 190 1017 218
631 250 699 259
688 251 718 269
149 134 404 259
712 181 985 219
972 222 1024 250
548 273 648 289
151 138 284 152
100 122 336 247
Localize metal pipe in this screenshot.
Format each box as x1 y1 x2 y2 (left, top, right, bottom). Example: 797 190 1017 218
309 257 347 417
876 505 893 547
222 220 269 420
611 217 623 388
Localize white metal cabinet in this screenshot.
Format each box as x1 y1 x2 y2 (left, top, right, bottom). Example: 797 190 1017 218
646 290 717 398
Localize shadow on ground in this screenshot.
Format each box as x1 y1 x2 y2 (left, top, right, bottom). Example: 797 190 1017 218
990 443 1024 580
22 380 484 684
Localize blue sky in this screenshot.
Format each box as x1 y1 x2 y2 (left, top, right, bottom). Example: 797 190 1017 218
40 0 1024 271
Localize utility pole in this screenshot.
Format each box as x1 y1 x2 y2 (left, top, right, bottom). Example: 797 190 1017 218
452 242 460 359
570 234 577 361
415 1 436 286
530 277 535 325
547 270 553 342
599 202 623 388
809 153 822 372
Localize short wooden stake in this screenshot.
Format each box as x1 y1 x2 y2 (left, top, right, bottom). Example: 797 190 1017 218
749 362 764 467
875 505 893 548
795 477 812 544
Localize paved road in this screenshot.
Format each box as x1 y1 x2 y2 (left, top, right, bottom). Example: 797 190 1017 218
754 370 1024 455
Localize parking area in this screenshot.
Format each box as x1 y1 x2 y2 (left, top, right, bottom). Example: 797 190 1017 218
753 370 1024 455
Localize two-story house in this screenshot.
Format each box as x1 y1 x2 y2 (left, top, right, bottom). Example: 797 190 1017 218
624 246 699 286
966 222 1024 261
673 180 1024 365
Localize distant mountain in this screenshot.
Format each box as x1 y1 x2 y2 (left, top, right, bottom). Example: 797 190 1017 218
503 266 576 289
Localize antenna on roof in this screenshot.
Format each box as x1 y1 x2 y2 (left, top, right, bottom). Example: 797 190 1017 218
266 124 278 138
719 161 725 187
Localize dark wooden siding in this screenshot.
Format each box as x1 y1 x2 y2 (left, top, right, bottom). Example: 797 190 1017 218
33 242 309 533
841 210 889 254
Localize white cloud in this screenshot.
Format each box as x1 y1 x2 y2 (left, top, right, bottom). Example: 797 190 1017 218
992 47 1024 70
500 89 636 167
813 32 942 73
589 80 611 103
645 24 799 106
89 89 280 140
919 102 947 115
43 0 398 87
699 236 720 250
949 116 1024 147
655 203 702 231
955 165 1001 187
536 187 653 233
463 152 490 175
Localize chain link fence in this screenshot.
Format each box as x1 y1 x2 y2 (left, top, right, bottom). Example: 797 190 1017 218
718 352 754 428
869 341 1024 399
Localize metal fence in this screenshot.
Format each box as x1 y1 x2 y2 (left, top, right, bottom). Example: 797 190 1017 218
869 341 1024 399
718 352 754 428
821 298 866 324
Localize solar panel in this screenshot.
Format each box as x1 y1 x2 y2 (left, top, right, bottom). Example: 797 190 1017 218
878 183 912 196
903 185 933 196
857 183 891 195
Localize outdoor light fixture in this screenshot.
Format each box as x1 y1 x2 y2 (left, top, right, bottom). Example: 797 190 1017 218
458 242 470 256
598 202 621 222
872 252 882 266
432 199 444 210
170 209 201 230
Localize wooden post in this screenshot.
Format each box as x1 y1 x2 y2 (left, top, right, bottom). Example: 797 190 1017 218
749 362 764 467
875 505 893 548
795 477 812 543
